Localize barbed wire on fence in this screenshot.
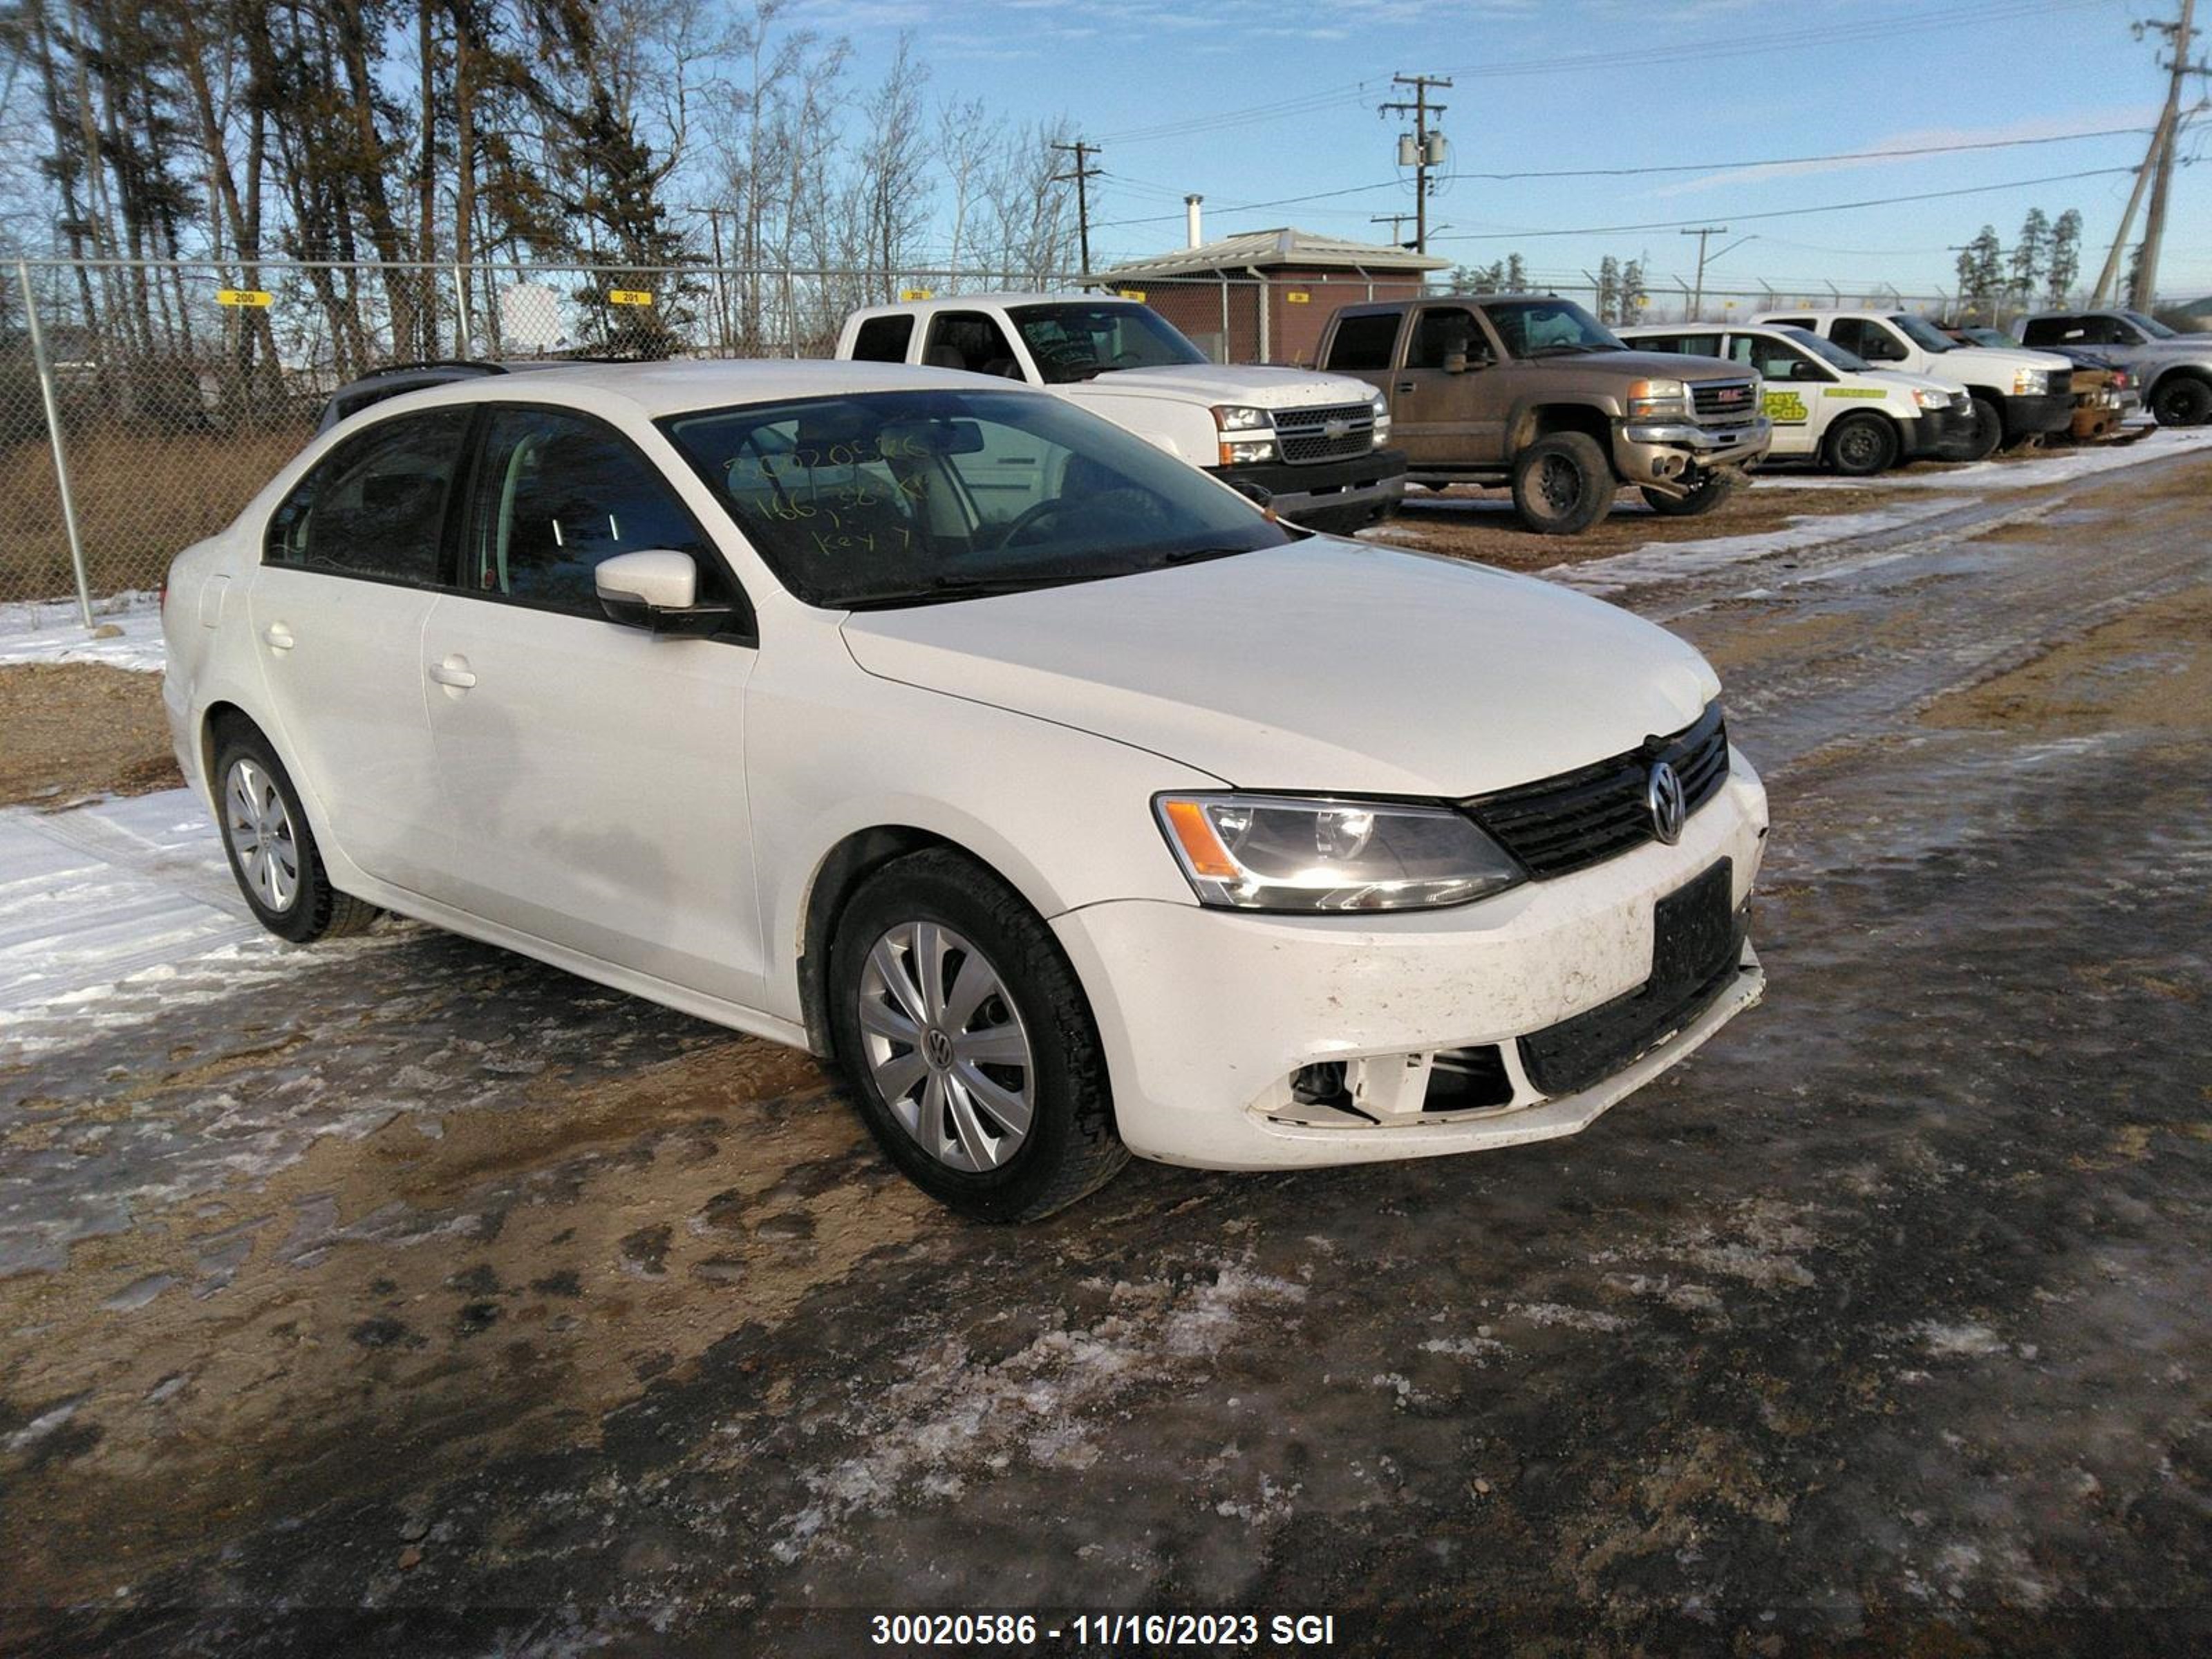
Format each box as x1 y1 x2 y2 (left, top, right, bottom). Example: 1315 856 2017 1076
2 256 1965 610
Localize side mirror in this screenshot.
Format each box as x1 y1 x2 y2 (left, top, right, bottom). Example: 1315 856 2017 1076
596 550 733 635
1228 479 1274 510
1443 350 1469 375
1792 361 1826 382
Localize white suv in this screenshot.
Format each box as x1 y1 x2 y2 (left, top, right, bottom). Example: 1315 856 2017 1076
162 361 1768 1220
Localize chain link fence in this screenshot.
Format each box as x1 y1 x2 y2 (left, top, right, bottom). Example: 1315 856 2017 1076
1 256 1958 612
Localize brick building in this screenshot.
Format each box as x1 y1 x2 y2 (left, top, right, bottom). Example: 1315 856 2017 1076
1092 223 1446 367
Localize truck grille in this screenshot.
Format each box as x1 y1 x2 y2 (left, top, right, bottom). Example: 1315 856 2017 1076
1275 402 1375 464
1461 703 1731 879
1690 380 1760 424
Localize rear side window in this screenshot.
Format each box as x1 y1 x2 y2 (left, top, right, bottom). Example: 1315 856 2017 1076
850 315 915 363
2018 316 2074 346
1324 312 1403 371
265 409 471 583
462 406 724 617
1648 333 1724 357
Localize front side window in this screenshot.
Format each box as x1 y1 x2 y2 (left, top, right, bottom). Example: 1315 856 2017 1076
1832 317 1911 360
1006 303 1207 384
1730 334 1828 381
1776 326 1871 372
1409 308 1490 368
265 408 471 583
923 312 1024 377
1324 312 1403 371
662 389 1300 610
463 406 724 617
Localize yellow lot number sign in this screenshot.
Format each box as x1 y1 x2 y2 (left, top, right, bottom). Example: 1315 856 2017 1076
607 289 655 307
1285 290 1311 304
1116 288 1147 302
216 289 273 308
900 288 935 302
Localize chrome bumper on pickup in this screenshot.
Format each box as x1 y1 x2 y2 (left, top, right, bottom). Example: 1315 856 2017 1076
1615 417 1772 488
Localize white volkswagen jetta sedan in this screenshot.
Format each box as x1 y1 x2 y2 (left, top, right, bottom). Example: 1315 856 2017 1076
162 359 1768 1221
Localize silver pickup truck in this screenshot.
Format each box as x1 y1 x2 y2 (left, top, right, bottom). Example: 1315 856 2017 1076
2015 309 2212 427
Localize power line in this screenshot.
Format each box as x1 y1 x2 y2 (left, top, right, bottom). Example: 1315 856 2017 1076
1425 167 2139 243
1085 126 2153 234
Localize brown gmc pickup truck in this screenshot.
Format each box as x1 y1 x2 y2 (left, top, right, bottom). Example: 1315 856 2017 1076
1317 294 1774 535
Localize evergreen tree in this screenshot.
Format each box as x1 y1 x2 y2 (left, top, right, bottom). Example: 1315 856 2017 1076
2046 209 2083 306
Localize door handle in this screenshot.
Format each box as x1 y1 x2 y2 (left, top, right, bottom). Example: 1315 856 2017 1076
262 623 294 652
1395 382 1416 393
428 656 477 689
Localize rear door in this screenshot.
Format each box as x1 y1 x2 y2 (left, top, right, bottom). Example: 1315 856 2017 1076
248 407 470 891
417 404 767 1006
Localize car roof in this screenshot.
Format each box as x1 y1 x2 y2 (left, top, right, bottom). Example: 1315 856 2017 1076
852 292 1103 317
322 357 1036 432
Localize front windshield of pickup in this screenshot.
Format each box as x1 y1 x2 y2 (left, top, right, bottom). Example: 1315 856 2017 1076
660 388 1298 610
1483 299 1625 358
1779 326 1870 371
1008 303 1209 384
1889 315 1956 353
2119 309 2177 339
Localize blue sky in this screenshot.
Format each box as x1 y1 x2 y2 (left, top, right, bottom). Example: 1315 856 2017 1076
792 0 2208 301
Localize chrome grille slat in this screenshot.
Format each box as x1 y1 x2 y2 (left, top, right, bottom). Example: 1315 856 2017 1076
1273 402 1376 465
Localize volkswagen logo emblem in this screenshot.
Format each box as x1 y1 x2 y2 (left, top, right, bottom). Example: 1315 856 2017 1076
924 1028 955 1069
1647 760 1687 845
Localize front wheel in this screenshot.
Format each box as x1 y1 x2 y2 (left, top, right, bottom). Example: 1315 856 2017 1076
213 727 381 944
1958 394 2005 461
1824 411 1900 476
2150 375 2212 427
1511 432 1615 536
1640 471 1739 518
828 849 1127 1221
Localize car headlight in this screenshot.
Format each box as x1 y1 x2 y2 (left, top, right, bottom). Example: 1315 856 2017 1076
1212 404 1275 466
2013 367 2050 396
1154 794 1524 912
1371 392 1391 448
1912 388 1952 411
1627 378 1692 420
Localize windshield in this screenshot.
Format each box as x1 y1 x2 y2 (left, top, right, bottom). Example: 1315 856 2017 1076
1888 314 1956 353
1777 326 1869 371
659 388 1299 610
1007 302 1208 384
1962 327 2014 349
1483 299 1624 358
2119 308 2178 339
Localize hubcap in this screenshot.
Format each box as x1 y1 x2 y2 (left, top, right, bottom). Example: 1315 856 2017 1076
856 921 1035 1173
223 758 300 913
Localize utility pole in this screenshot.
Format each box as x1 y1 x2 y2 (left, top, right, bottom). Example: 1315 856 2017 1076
2090 106 2168 304
2130 0 2204 310
1379 73 1452 255
1680 226 1728 319
1051 140 1103 276
1369 212 1416 249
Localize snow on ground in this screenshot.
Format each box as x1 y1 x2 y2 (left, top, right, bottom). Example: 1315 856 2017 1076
0 592 165 673
0 788 253 1024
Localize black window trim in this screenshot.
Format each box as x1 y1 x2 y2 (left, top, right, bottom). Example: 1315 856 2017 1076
430 399 758 645
260 403 474 594
1323 308 1410 374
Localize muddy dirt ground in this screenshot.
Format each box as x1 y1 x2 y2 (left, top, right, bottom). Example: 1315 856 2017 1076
0 664 179 809
3 447 2211 1656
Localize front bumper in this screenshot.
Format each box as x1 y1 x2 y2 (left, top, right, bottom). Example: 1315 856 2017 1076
1613 418 1772 489
1053 753 1769 1170
1208 448 1407 534
2000 390 2075 438
1904 403 1978 460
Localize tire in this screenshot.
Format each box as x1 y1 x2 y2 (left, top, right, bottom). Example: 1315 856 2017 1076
2150 375 2212 427
1959 394 2005 462
212 726 381 944
827 848 1128 1222
1640 471 1740 518
1824 411 1900 476
1510 432 1615 536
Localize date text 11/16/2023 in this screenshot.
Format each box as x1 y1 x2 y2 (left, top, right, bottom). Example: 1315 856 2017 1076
868 1612 1340 1647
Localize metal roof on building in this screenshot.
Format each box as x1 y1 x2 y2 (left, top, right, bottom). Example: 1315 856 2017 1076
1094 227 1450 281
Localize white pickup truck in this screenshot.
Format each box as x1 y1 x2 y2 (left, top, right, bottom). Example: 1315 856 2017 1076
835 293 1406 533
1749 308 2074 460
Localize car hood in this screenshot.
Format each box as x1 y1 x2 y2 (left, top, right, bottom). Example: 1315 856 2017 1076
1073 364 1380 407
838 539 1720 797
1868 368 1969 396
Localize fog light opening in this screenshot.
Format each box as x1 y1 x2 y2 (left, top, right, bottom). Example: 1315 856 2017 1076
1290 1062 1348 1107
1423 1045 1516 1114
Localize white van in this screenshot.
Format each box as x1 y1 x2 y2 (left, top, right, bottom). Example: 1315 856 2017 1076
1620 323 1973 473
